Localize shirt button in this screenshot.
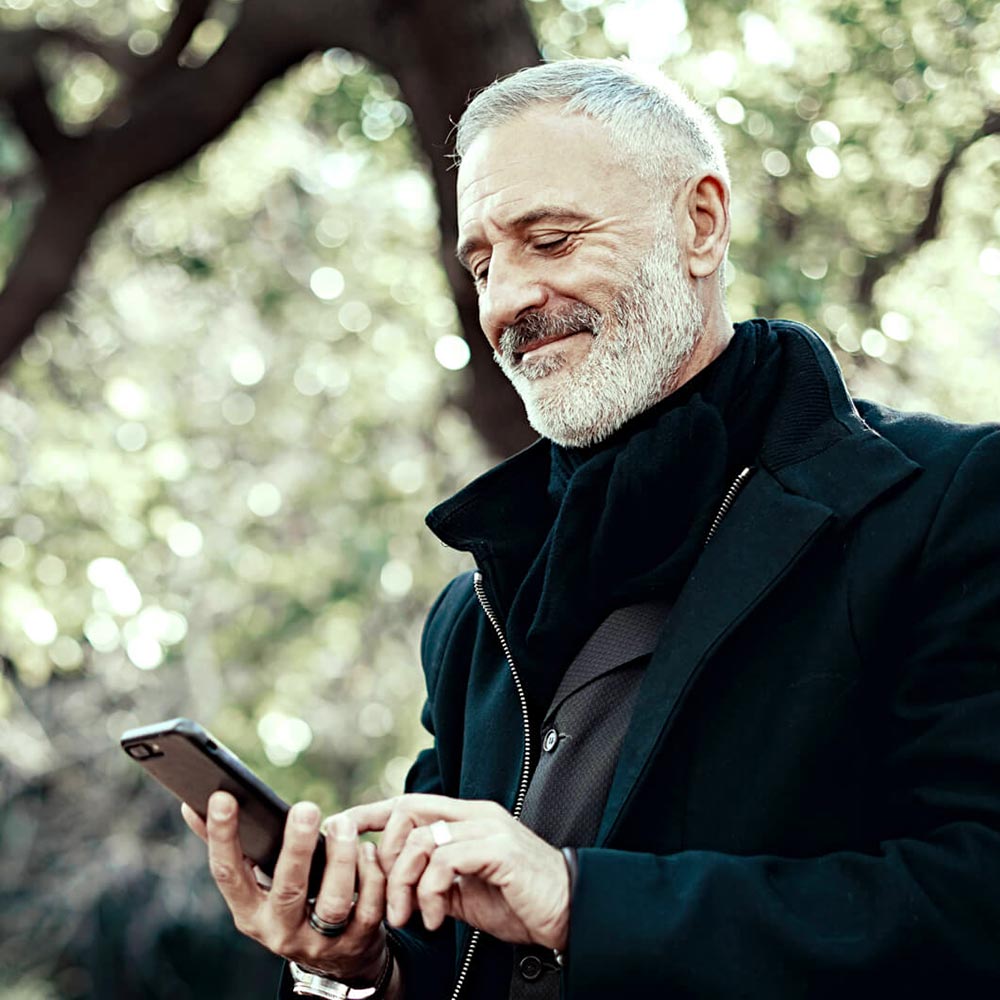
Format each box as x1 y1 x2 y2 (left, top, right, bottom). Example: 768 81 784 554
519 955 543 981
542 728 558 752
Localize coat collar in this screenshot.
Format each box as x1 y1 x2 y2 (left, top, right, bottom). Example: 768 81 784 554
756 319 920 522
426 321 918 550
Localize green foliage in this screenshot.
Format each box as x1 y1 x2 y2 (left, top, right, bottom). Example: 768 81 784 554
0 0 998 995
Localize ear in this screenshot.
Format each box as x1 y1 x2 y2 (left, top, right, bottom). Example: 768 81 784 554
681 173 730 279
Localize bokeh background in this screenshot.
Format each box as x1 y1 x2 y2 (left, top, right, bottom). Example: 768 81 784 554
0 0 997 996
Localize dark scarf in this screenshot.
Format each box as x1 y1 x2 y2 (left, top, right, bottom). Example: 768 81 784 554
502 321 783 714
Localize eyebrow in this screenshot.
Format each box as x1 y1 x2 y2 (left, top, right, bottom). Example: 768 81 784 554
456 205 592 273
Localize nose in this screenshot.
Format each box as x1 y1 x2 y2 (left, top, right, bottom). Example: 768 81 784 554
478 254 548 350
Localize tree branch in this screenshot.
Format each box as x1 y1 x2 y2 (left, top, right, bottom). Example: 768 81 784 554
856 109 1000 307
0 0 540 455
0 0 376 363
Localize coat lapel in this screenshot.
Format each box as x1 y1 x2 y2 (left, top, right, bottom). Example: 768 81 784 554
596 426 920 846
597 470 830 844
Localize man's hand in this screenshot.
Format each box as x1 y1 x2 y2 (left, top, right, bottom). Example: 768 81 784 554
182 792 388 981
340 793 569 952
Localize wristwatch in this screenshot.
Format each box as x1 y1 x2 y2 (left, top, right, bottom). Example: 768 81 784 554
289 945 394 999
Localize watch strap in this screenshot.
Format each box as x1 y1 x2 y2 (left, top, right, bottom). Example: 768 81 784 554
289 943 394 999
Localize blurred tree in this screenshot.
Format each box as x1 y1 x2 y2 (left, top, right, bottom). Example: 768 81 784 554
0 1 997 998
0 0 539 456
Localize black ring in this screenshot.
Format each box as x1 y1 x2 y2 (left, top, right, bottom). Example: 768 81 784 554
308 907 351 938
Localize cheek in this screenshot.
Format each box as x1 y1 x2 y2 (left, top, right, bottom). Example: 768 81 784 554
477 300 499 347
549 256 630 306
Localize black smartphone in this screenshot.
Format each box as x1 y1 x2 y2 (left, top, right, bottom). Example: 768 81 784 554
121 717 326 895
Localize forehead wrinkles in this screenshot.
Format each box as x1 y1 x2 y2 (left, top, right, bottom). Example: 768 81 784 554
458 149 536 199
457 160 537 228
458 185 530 225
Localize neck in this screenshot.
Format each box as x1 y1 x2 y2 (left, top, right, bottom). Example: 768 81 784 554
669 297 733 397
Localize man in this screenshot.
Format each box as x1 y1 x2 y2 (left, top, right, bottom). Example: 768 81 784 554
189 59 1000 998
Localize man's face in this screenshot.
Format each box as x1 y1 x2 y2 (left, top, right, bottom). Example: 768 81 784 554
456 106 706 447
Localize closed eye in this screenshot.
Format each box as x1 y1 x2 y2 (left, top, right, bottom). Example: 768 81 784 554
536 235 569 250
470 234 572 290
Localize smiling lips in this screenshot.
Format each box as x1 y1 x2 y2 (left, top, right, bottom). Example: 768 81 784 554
515 329 591 360
498 302 603 365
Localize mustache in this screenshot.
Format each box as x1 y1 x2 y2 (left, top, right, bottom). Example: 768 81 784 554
498 304 602 359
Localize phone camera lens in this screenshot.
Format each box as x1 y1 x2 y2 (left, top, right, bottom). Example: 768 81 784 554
127 742 154 759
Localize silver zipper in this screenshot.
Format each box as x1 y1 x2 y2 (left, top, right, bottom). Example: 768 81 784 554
471 574 534 818
449 466 751 996
703 467 753 546
448 573 533 1000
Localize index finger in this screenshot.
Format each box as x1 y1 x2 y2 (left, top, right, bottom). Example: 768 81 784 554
181 802 207 842
341 794 484 834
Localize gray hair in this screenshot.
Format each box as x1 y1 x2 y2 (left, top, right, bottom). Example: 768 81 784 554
454 58 729 188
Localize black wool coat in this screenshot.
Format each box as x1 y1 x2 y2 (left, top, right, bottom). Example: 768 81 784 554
389 321 1000 999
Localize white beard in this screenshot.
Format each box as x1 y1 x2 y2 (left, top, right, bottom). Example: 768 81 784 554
494 232 706 448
